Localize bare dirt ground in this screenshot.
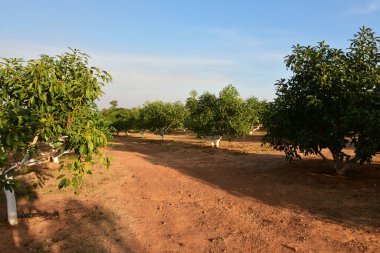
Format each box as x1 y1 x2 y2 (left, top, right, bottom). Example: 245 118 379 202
0 131 379 253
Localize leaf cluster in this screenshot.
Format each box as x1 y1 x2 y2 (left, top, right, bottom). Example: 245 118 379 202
139 101 187 134
0 49 112 190
263 27 380 167
186 84 266 138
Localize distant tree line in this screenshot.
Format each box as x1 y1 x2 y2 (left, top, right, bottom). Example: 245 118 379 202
101 84 268 146
102 27 380 176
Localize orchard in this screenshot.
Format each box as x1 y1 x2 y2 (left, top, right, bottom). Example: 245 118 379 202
1 27 379 253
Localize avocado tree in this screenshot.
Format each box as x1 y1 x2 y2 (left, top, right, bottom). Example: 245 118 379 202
186 90 219 145
139 101 187 140
0 49 112 225
101 103 141 135
109 100 118 109
125 107 141 134
186 85 254 147
101 106 127 135
245 97 268 134
263 27 380 175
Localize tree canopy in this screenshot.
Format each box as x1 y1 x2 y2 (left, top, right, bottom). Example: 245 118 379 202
101 105 140 135
139 101 187 139
263 26 380 174
186 85 264 145
245 97 268 129
109 100 118 109
0 49 112 191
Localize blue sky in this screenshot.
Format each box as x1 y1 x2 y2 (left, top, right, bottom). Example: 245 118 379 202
1 0 380 108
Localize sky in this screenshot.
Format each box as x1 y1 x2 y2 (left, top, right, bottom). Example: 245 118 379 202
1 0 380 108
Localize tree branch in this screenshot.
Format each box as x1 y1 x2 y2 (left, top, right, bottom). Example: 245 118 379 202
317 151 335 167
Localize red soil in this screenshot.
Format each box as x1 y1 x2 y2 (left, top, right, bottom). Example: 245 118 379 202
0 131 379 252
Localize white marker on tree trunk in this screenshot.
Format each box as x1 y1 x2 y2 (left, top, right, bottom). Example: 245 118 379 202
4 188 18 225
139 130 147 138
52 150 70 164
1 139 60 226
208 136 222 148
249 124 262 135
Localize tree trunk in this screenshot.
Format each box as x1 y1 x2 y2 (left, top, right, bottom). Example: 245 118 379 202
249 124 262 135
329 149 354 175
159 126 169 141
53 156 59 163
210 136 222 148
4 188 18 225
215 137 221 148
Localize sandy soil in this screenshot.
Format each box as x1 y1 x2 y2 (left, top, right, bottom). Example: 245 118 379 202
0 131 379 253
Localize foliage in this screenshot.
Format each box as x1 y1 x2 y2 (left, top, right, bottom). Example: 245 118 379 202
109 100 118 109
0 49 112 190
263 27 380 174
101 105 140 135
186 84 262 140
88 105 115 141
139 101 187 139
185 90 218 136
245 97 268 127
125 108 141 132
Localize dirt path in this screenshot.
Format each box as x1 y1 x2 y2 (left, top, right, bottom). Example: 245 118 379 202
1 132 379 252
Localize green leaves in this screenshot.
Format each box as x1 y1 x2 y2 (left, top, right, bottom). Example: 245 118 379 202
264 27 380 172
139 101 187 136
100 106 140 135
57 174 65 180
186 85 262 139
58 178 70 190
0 49 112 191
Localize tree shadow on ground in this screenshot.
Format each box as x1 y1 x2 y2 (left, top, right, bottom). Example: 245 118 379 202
0 168 141 253
109 134 380 231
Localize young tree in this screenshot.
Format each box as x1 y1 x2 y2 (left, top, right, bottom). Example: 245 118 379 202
101 104 141 135
125 107 141 134
186 85 255 147
0 49 112 225
263 27 380 175
218 85 252 141
245 97 268 133
186 91 219 145
139 101 187 140
109 100 118 109
101 107 128 135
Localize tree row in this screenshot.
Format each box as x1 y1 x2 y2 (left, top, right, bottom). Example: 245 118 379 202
101 85 268 147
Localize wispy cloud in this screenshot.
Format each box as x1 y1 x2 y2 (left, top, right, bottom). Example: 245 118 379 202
0 40 236 108
346 0 380 15
90 53 236 108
